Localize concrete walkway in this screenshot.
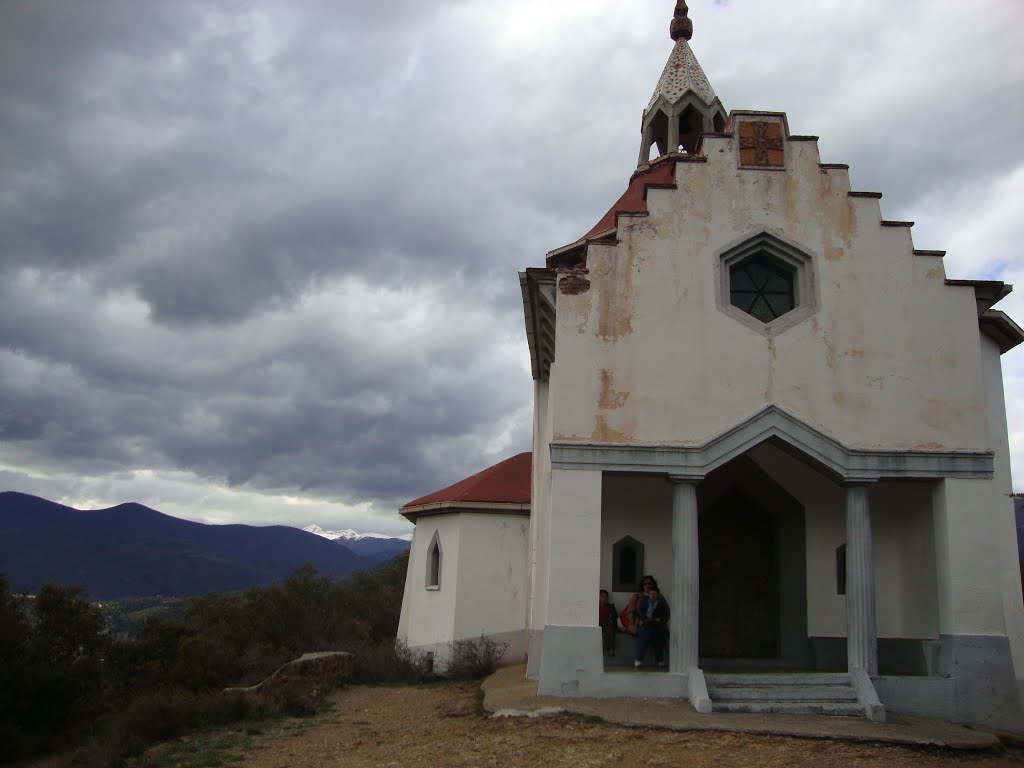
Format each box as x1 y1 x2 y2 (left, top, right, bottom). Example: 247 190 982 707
481 664 1001 750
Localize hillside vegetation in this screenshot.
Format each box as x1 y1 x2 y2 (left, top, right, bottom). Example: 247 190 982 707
0 553 425 767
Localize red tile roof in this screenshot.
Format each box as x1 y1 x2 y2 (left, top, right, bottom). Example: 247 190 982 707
582 159 678 240
401 452 532 510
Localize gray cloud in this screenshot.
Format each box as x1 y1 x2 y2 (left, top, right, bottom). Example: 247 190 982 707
1 0 1022 531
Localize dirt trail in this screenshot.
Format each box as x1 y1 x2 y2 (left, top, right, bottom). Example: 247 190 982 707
231 683 1020 768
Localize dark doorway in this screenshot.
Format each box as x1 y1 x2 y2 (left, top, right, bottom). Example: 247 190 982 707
699 491 778 658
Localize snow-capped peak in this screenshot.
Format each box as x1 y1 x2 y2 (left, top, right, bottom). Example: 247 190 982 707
303 523 413 542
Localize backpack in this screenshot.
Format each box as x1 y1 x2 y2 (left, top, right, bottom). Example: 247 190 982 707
619 603 638 635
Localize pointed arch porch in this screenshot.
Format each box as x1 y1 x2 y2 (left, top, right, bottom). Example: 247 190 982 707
538 406 993 711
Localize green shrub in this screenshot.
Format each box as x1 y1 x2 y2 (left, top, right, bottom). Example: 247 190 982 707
1 552 417 765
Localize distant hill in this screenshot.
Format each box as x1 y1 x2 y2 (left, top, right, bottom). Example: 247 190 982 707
302 523 411 562
0 491 372 599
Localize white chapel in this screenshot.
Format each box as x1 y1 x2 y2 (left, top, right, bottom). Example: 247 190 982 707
398 1 1024 731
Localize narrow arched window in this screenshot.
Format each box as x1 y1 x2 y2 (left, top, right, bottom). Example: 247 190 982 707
612 536 645 593
426 531 442 589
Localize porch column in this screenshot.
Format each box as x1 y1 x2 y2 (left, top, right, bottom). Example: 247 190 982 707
670 478 699 673
845 483 877 675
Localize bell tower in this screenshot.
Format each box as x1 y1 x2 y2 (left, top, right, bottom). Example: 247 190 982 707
638 1 728 165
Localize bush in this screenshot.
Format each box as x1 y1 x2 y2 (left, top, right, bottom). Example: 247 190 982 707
445 635 509 679
70 689 257 768
0 578 108 762
349 640 435 685
1 553 419 766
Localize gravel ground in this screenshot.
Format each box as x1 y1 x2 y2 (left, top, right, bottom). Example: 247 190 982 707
235 682 1023 768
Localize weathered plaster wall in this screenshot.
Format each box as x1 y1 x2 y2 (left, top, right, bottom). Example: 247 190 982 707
933 477 1008 637
399 511 530 667
549 137 988 453
453 513 530 662
545 468 602 627
980 334 1024 683
397 516 461 652
526 379 554 676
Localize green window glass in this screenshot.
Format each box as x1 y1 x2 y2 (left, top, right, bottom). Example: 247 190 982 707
730 255 795 323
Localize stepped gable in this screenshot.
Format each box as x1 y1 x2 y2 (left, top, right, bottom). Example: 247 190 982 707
582 156 678 241
400 452 531 519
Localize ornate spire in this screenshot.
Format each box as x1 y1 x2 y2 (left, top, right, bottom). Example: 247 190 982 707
637 1 727 165
670 1 693 42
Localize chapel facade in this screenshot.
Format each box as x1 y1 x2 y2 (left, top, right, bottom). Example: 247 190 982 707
399 2 1024 730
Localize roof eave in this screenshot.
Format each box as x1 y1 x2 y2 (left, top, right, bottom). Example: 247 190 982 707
980 310 1024 354
400 501 531 521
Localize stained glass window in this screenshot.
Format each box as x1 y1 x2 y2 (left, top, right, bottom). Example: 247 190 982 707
729 254 795 323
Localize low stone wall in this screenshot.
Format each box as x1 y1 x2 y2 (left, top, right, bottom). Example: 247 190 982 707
225 651 355 697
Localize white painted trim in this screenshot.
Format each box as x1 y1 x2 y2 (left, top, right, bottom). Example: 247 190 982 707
550 405 993 482
402 501 530 520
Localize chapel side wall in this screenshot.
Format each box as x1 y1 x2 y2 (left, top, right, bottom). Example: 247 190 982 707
526 378 555 677
526 381 547 645
549 137 988 454
599 475 674 610
399 516 461 656
980 334 1024 681
452 513 531 664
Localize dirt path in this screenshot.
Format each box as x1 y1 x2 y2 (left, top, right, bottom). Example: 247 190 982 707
219 683 1022 768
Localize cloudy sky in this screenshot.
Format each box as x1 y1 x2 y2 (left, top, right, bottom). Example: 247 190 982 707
1 0 1022 536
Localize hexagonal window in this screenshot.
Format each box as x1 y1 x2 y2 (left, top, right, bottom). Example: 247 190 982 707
717 233 817 336
730 254 795 322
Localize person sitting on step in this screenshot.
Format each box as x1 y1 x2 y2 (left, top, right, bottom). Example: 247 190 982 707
634 584 669 668
599 589 618 656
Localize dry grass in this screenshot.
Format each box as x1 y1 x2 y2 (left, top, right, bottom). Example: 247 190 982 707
232 683 1023 768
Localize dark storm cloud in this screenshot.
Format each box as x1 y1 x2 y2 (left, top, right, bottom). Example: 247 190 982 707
1 0 1021 527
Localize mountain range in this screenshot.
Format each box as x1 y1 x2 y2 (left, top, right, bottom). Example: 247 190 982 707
0 491 407 600
302 523 411 559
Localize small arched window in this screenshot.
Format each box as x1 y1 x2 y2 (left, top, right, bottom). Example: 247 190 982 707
612 536 645 593
425 531 442 590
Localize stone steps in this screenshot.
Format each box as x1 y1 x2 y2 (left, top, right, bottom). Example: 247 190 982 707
707 672 850 686
711 701 865 717
707 685 858 702
705 672 865 718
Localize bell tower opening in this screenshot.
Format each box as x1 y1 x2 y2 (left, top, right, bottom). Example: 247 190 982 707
678 104 702 154
645 110 669 161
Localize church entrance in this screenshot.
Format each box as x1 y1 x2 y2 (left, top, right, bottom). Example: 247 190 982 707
699 492 778 658
696 454 809 667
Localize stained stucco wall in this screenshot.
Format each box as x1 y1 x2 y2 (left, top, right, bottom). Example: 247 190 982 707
545 468 602 627
453 513 530 654
548 136 988 454
528 380 552 637
397 516 461 651
979 335 1024 680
